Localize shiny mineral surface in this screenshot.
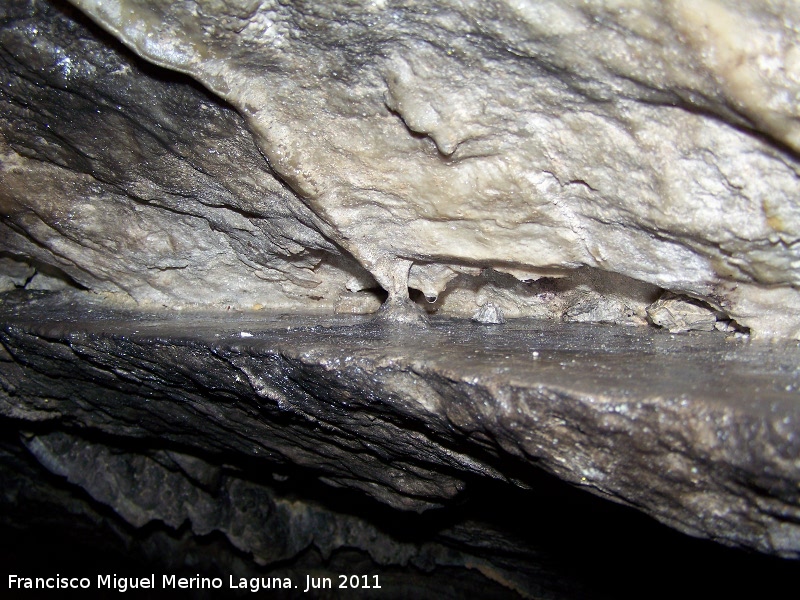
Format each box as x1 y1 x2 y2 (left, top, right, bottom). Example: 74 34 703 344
3 291 799 558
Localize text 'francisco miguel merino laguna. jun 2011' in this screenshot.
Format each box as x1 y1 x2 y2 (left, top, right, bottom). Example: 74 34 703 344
8 573 384 593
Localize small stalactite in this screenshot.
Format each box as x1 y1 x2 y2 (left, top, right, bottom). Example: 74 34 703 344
370 258 428 325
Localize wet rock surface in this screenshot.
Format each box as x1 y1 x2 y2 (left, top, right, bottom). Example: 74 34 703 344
2 0 800 596
6 430 800 600
0 425 532 599
3 418 797 600
2 292 799 565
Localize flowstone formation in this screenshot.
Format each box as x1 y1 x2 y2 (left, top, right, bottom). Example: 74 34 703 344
55 0 800 338
1 0 800 336
2 0 800 598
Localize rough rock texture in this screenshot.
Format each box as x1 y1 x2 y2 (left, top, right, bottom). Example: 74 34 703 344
1 0 800 336
4 415 796 600
61 0 800 338
0 0 380 312
2 1 800 596
646 292 718 333
11 429 547 597
0 427 535 599
2 292 799 563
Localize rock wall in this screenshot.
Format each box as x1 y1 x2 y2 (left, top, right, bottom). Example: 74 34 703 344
2 3 800 595
2 0 800 336
0 0 379 313
3 293 800 559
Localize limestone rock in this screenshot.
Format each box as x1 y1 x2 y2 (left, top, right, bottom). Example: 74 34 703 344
56 0 800 338
472 302 506 325
646 293 718 333
0 430 536 598
1 0 800 335
0 0 379 313
3 2 800 592
0 257 34 292
2 293 799 559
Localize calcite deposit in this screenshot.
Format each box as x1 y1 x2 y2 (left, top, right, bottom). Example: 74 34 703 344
57 0 800 338
2 1 800 595
0 0 799 337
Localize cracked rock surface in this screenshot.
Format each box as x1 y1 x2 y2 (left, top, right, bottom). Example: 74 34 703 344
0 0 379 313
0 426 534 599
4 413 795 600
65 0 800 338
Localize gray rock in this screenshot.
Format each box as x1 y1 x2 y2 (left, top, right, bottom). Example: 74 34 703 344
24 271 74 291
0 0 378 313
0 257 34 292
2 292 799 559
472 303 506 325
2 0 800 592
0 430 533 598
2 0 800 336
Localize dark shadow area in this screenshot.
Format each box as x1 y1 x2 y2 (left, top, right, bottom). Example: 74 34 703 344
0 419 797 600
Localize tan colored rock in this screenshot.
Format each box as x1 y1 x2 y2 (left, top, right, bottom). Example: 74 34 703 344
3 0 800 337
646 292 718 333
64 0 800 337
0 0 380 313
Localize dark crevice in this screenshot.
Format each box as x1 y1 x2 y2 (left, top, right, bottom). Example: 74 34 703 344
1 419 798 600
